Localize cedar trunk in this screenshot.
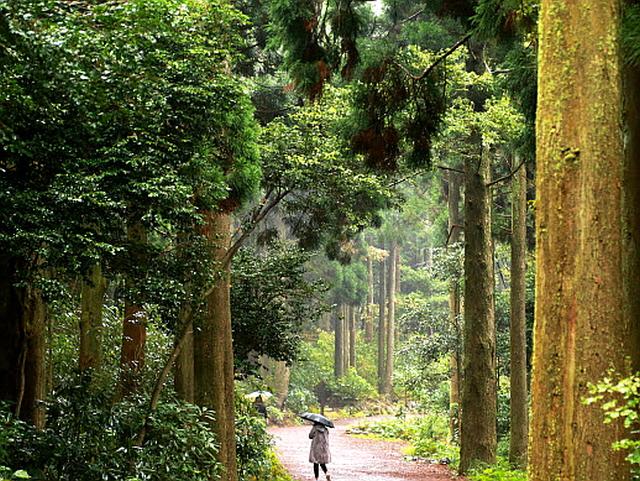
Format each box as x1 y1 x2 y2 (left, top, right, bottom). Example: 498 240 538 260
194 211 238 481
447 171 463 441
509 154 528 467
174 310 194 403
381 241 397 395
334 304 345 378
365 256 374 342
79 263 106 373
377 257 386 392
120 221 147 396
459 143 496 473
530 3 640 480
349 305 356 368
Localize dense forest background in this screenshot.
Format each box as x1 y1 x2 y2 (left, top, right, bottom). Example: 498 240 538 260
0 0 639 481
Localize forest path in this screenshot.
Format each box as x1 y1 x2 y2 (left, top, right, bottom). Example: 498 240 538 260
269 418 461 481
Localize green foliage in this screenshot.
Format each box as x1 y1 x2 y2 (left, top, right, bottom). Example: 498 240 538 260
1 381 221 481
329 368 377 403
352 413 456 460
231 243 327 374
586 372 640 475
260 86 393 261
0 0 260 312
467 459 527 481
623 4 640 67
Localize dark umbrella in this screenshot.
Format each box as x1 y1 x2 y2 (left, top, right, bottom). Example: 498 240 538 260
299 412 335 428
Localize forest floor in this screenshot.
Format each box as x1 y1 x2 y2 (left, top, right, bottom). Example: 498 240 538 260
270 418 463 481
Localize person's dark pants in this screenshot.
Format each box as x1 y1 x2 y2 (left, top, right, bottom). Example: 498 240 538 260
313 463 327 479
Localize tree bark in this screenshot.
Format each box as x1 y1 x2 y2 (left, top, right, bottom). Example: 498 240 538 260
377 257 386 393
334 304 345 378
343 304 350 370
459 142 496 473
365 256 374 342
120 221 147 396
174 305 194 403
382 241 397 396
194 211 238 481
509 153 528 467
273 360 290 409
79 263 106 373
349 305 356 368
529 3 639 480
447 170 463 442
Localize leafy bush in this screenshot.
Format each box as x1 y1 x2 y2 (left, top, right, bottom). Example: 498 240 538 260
286 387 317 413
328 368 377 404
235 395 293 481
586 372 640 475
467 459 527 481
2 379 221 481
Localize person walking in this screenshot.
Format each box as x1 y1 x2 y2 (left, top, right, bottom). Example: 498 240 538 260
309 422 331 481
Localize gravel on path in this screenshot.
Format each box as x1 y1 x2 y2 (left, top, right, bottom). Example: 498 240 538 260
270 419 463 481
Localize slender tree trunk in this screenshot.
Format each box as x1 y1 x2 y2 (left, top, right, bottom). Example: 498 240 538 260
447 171 463 441
120 221 147 396
460 142 496 473
365 256 374 342
273 360 290 409
79 263 106 373
334 304 345 378
194 211 238 481
343 304 350 370
174 303 194 403
382 241 397 395
377 257 386 393
349 305 356 368
530 3 639 480
509 153 528 467
395 247 401 294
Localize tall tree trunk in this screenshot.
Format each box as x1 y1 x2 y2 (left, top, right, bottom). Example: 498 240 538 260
377 257 387 393
334 304 345 378
509 153 528 467
395 247 401 294
273 360 291 409
349 305 356 368
194 211 238 481
365 256 374 342
623 57 640 375
343 304 350 370
447 171 463 442
460 142 496 473
79 263 106 373
382 241 397 395
120 221 147 397
174 303 194 403
530 3 639 480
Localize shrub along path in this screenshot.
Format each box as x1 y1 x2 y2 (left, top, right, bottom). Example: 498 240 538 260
270 418 461 481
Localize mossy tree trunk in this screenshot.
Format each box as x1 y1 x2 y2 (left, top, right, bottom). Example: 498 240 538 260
447 170 463 442
459 142 496 473
509 153 528 467
377 257 386 392
381 241 397 396
79 263 106 373
194 211 238 481
529 2 639 480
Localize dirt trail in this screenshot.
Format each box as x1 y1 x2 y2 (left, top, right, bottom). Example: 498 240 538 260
269 419 461 481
